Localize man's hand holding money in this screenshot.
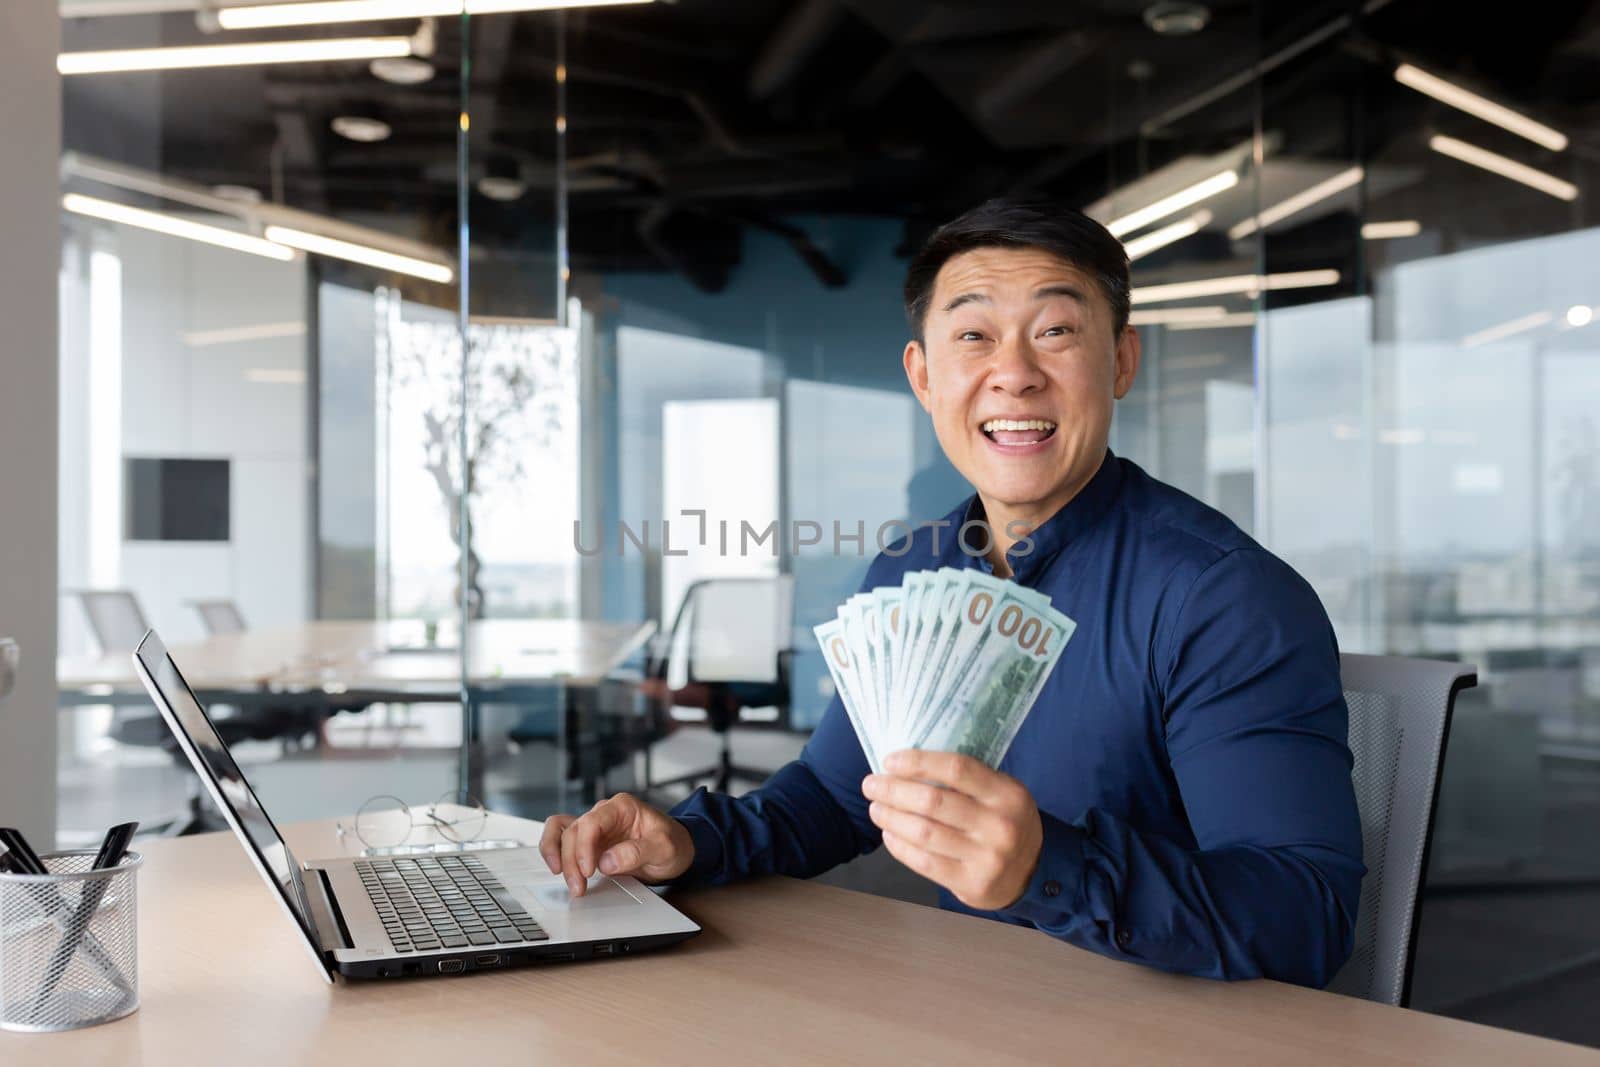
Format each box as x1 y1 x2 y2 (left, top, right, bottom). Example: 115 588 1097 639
863 749 1043 912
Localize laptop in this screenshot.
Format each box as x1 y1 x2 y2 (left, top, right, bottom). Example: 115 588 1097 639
132 629 700 982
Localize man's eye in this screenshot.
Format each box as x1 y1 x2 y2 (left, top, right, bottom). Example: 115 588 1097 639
1041 325 1076 337
958 330 985 342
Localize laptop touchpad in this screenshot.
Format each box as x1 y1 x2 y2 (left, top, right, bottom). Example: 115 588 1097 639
484 853 641 912
525 874 639 912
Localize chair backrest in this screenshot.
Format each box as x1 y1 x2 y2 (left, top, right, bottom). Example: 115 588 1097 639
663 576 794 686
191 599 247 636
0 638 16 703
72 590 152 655
1325 653 1476 1006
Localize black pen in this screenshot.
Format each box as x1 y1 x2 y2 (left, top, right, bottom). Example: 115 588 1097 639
0 827 48 875
26 822 139 1014
86 822 140 877
1 827 133 993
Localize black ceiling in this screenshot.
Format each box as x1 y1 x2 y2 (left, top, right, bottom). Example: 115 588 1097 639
61 0 1600 296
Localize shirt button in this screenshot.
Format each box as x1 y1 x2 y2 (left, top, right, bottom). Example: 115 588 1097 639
1042 880 1061 898
1116 930 1131 948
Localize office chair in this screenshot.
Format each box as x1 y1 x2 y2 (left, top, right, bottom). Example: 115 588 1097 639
69 591 317 835
69 590 224 834
1324 653 1477 1006
190 599 247 635
188 598 363 749
0 637 16 704
643 576 795 796
70 591 179 751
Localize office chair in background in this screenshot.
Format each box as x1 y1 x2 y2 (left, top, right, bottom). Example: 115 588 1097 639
72 590 187 754
0 637 16 705
1326 652 1477 1007
189 598 365 749
190 598 247 636
69 589 227 834
69 590 322 834
640 576 795 797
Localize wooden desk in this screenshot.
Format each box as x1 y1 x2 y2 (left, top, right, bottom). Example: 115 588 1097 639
6 816 1597 1066
57 619 657 703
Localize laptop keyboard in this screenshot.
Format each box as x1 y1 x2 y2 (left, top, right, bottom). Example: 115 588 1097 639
355 854 548 954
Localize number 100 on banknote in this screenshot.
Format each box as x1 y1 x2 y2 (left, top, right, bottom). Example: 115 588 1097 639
814 568 1076 772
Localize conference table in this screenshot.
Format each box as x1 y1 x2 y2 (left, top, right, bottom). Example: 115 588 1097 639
57 618 659 803
5 813 1597 1065
57 618 658 702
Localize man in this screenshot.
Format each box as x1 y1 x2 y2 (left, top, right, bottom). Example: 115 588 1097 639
543 199 1364 986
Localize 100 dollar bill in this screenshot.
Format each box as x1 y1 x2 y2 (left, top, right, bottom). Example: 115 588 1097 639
913 584 1075 764
814 617 881 772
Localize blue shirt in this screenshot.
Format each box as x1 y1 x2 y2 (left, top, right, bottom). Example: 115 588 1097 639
669 452 1364 986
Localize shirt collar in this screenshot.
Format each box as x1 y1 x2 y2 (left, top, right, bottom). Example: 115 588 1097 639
959 449 1125 583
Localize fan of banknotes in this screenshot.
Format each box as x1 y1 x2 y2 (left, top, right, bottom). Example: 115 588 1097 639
814 568 1076 772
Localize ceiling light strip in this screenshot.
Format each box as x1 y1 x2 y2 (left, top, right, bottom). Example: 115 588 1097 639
185 322 308 346
218 0 652 29
469 0 653 10
1167 311 1257 331
1428 135 1578 201
264 225 454 283
63 193 297 261
59 35 412 74
1123 210 1212 262
1361 220 1421 240
1131 269 1341 304
1106 171 1238 238
1395 64 1567 152
1128 306 1228 326
245 368 309 384
63 150 455 273
1461 310 1552 348
220 0 460 27
1227 166 1363 240
61 0 198 15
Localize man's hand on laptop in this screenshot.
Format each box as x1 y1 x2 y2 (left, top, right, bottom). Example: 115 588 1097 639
540 793 695 898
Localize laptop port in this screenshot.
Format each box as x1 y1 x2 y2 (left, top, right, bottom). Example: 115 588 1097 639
593 943 616 957
475 954 501 967
438 959 465 974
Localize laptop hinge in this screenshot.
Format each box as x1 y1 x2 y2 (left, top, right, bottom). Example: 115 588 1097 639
304 865 354 953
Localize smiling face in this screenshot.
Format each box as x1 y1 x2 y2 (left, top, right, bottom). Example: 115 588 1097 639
903 246 1141 535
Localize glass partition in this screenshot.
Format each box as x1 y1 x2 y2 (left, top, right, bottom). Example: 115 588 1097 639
57 4 472 838
1255 2 1600 1037
556 0 1600 1043
52 0 1600 1046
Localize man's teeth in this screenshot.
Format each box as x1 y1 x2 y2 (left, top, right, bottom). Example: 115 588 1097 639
982 419 1056 432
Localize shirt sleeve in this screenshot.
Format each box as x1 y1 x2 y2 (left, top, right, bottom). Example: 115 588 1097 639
1005 548 1366 987
667 687 881 886
665 546 912 887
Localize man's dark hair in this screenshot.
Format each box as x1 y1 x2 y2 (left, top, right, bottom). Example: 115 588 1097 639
903 198 1131 344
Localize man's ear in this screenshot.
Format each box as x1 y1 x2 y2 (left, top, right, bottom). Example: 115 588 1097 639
903 339 932 412
1112 324 1142 399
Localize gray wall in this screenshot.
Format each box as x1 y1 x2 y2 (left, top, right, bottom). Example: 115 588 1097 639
0 0 61 844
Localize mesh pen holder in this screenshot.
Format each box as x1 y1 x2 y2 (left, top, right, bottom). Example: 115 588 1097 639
0 850 142 1033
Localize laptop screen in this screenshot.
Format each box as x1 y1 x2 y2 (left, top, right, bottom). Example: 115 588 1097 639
131 630 322 954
